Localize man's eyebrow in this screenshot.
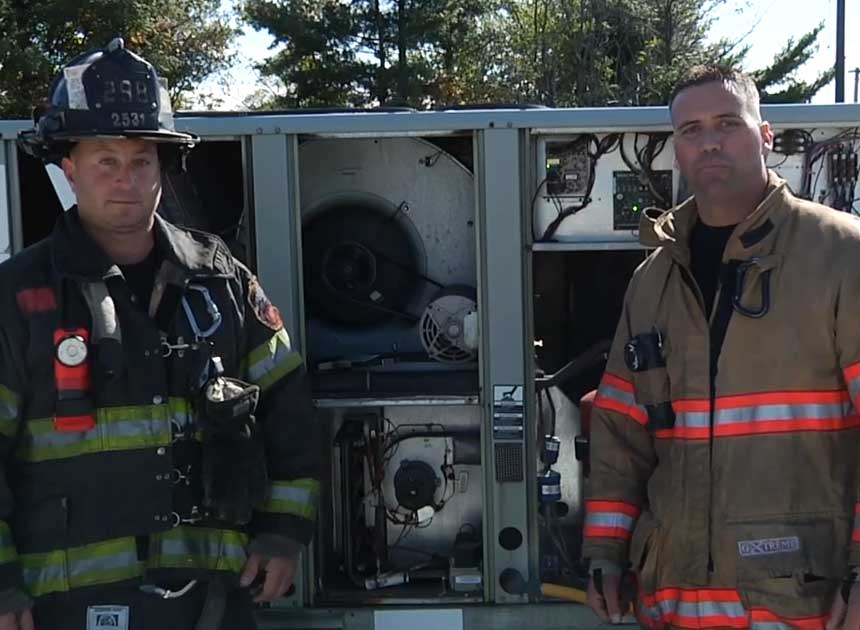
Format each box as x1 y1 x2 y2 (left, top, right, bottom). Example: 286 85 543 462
676 112 743 129
676 119 701 130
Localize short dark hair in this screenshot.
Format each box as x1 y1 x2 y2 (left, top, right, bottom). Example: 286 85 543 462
669 65 761 121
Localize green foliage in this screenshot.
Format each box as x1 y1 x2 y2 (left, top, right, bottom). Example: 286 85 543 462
242 0 499 108
0 0 237 118
751 23 835 103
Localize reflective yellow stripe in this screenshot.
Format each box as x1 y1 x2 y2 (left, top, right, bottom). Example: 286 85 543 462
243 330 303 391
20 537 142 598
0 385 19 438
0 522 16 564
148 526 248 573
259 478 319 520
18 403 173 463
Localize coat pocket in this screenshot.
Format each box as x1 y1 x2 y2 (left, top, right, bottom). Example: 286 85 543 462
731 516 848 582
730 516 847 617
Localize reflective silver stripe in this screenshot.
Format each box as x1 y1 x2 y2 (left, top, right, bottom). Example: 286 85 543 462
148 527 249 572
715 402 850 426
854 504 860 542
670 600 747 619
157 538 246 564
0 386 18 436
21 563 64 593
70 550 138 581
674 410 710 428
247 330 301 387
261 479 319 518
20 537 143 597
597 383 636 407
584 512 634 531
0 387 16 421
269 483 315 505
595 382 648 423
847 376 860 409
641 597 748 626
751 622 789 630
30 417 169 450
168 399 195 432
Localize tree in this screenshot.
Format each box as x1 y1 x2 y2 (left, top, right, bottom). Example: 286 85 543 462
0 0 237 118
752 23 834 104
242 0 498 108
240 0 833 110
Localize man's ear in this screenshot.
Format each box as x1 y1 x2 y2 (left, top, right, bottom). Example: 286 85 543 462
760 120 774 158
60 155 77 193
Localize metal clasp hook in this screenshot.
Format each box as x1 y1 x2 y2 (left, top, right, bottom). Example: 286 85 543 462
160 337 191 358
733 258 771 319
182 284 222 340
170 506 203 528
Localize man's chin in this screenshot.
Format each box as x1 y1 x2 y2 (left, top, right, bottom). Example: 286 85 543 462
102 207 156 232
692 174 735 195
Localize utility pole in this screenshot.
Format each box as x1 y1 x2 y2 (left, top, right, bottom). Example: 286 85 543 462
836 0 845 102
854 68 860 103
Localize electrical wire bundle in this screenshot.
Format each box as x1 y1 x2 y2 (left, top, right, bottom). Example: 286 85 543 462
618 132 671 208
537 134 621 242
798 128 860 213
365 422 456 542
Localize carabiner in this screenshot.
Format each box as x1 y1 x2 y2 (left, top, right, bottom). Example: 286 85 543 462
170 506 203 527
732 259 771 319
160 337 191 358
181 284 222 340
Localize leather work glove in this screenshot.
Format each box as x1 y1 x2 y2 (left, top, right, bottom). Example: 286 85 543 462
827 577 860 630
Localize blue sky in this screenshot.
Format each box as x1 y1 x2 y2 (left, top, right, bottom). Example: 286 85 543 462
199 0 859 109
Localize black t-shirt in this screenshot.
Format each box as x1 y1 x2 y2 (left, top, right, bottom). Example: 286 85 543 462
119 246 160 311
689 219 736 317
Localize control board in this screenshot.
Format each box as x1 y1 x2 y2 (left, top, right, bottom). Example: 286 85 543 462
545 140 590 197
612 170 673 230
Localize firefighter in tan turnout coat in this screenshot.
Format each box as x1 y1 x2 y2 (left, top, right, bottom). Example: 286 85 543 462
583 66 860 629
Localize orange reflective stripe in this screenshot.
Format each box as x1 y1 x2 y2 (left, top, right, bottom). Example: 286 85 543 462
749 609 828 630
594 373 648 426
639 589 831 630
658 391 860 440
586 500 640 516
714 390 849 408
638 588 747 629
583 500 639 540
660 398 710 440
844 363 860 381
854 503 860 544
715 416 860 437
844 363 860 410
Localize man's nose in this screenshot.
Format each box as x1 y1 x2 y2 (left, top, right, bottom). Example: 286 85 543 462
699 129 722 153
113 163 135 187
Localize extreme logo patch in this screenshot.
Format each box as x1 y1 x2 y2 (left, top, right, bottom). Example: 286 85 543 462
737 536 801 557
248 277 284 331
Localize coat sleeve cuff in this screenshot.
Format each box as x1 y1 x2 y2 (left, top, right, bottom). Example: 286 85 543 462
247 533 304 560
581 539 631 567
0 586 31 616
251 512 316 547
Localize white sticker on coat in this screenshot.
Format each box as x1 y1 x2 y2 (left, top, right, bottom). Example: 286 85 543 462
87 605 129 630
737 536 801 557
